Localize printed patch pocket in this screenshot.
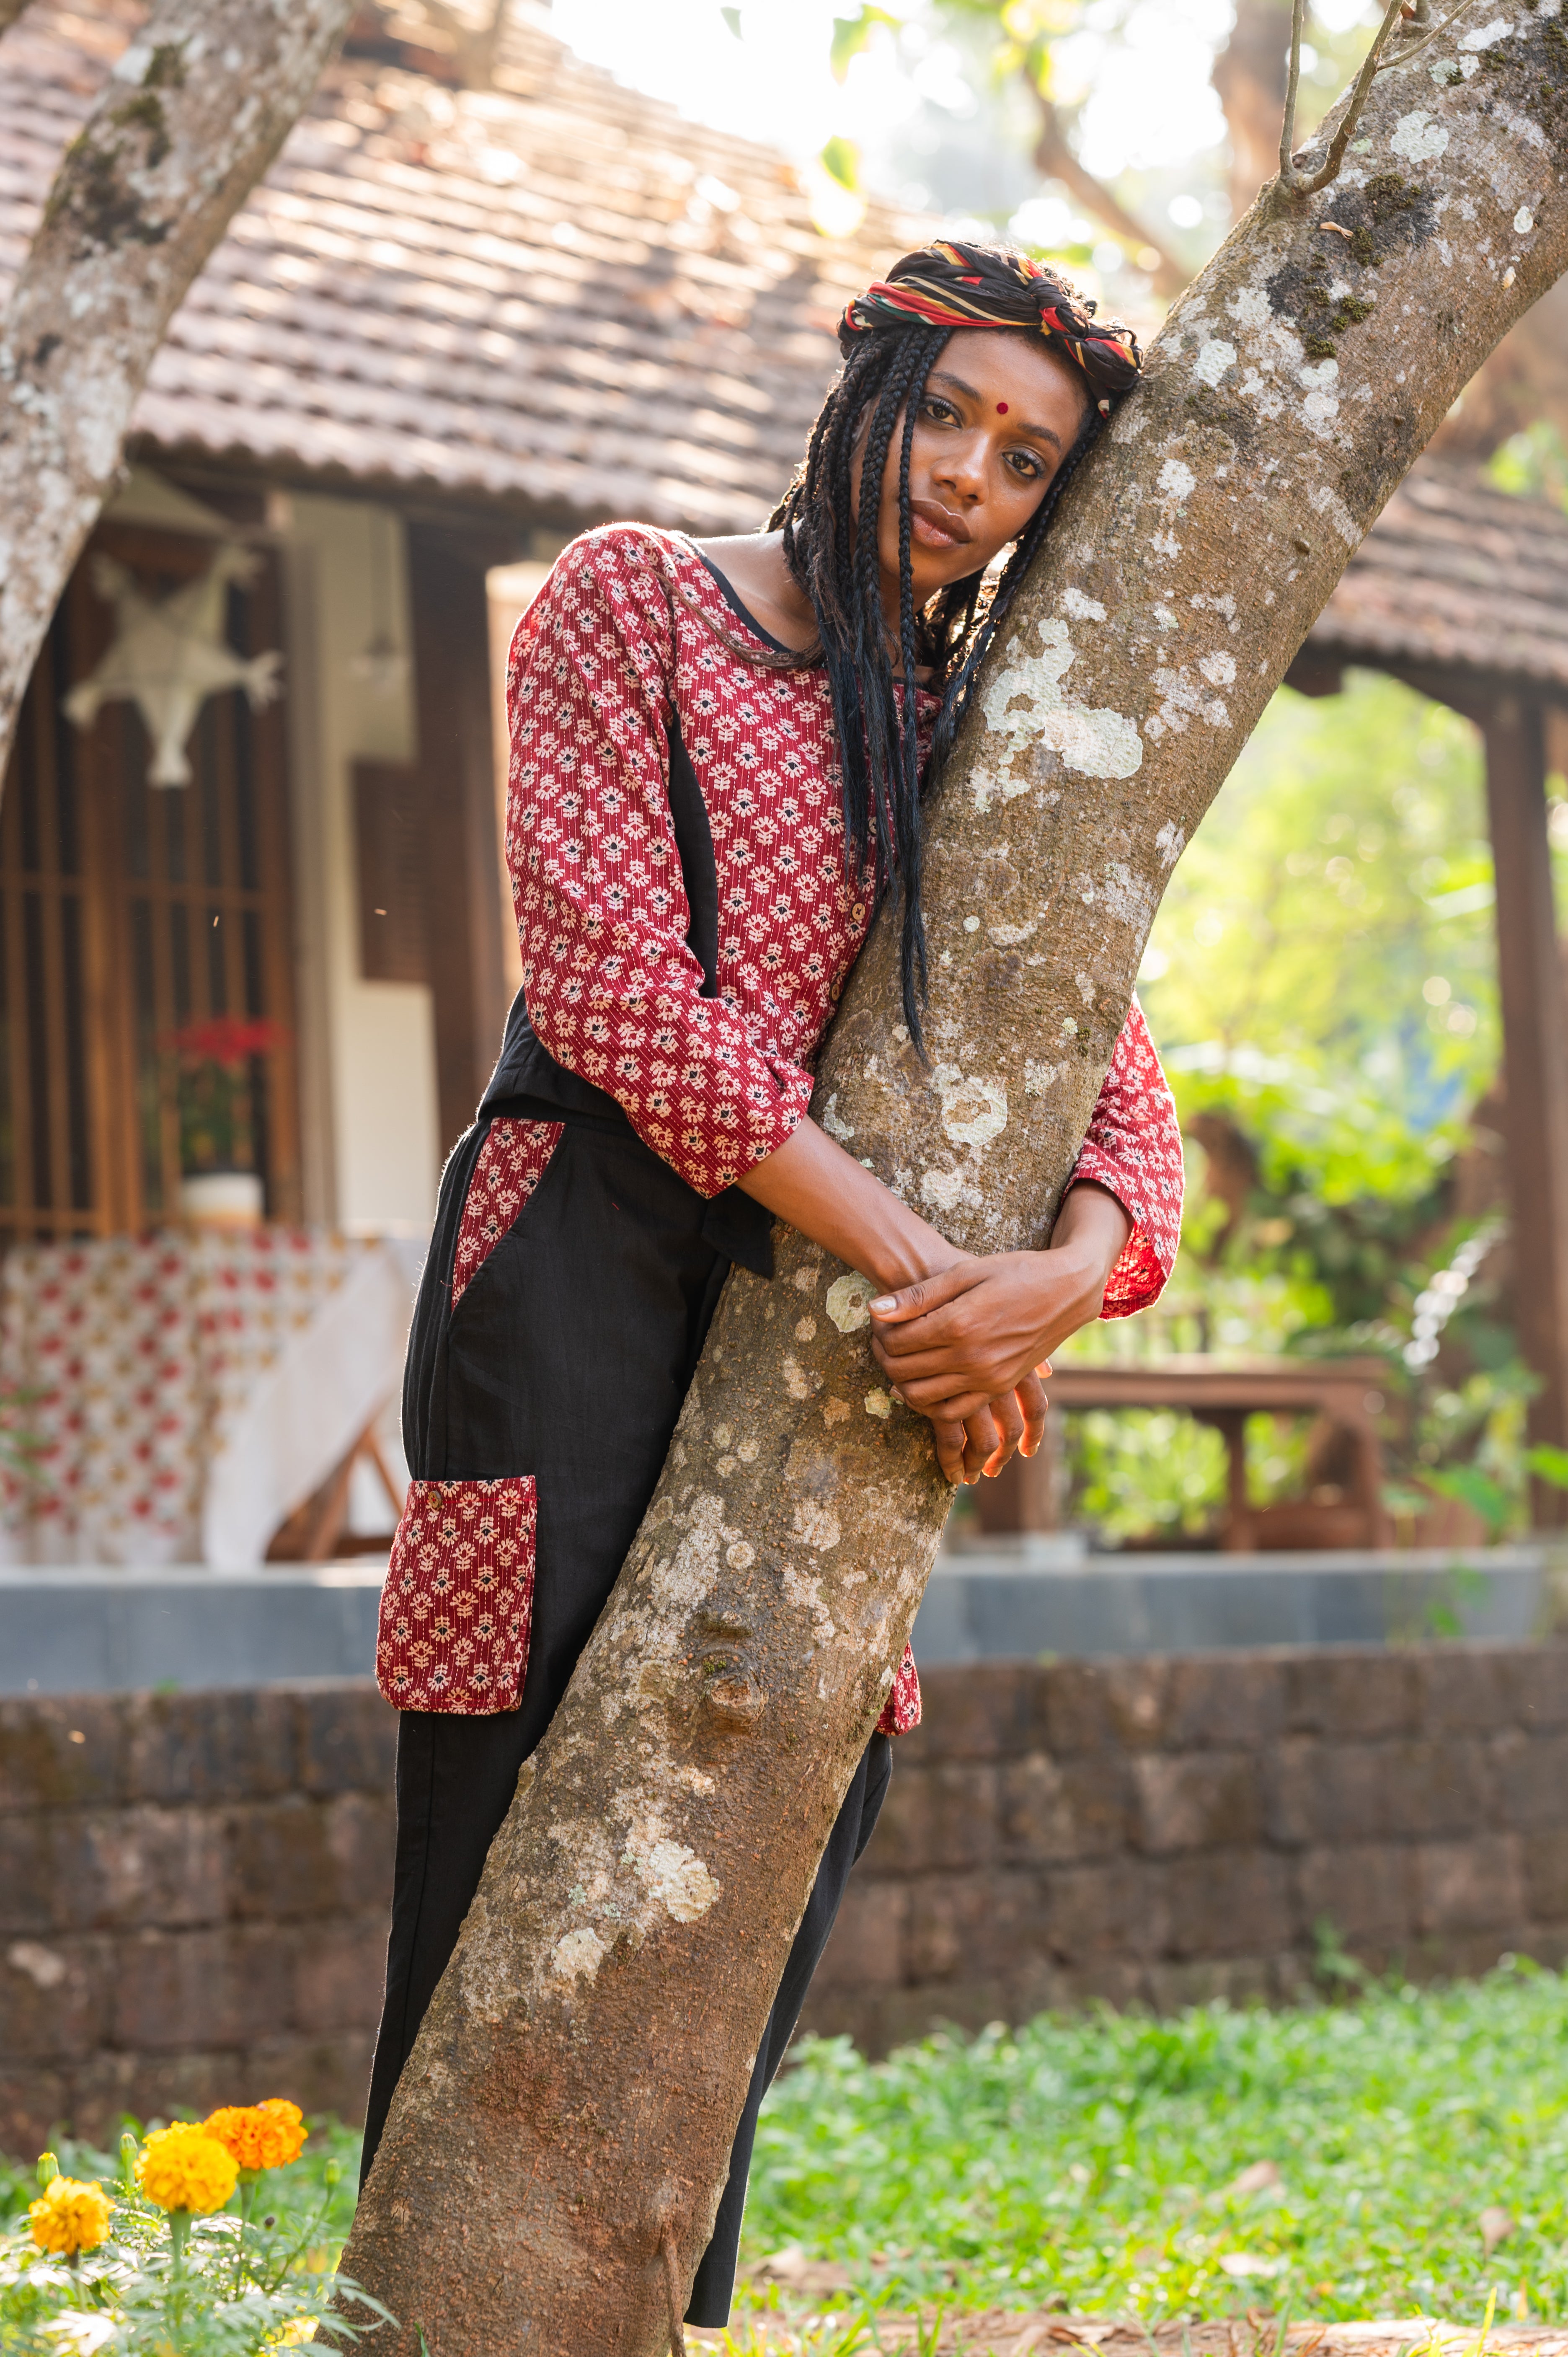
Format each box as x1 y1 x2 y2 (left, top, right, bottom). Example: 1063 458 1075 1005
376 1477 537 1714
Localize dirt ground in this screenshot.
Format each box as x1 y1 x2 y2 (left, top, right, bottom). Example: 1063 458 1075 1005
690 2266 1568 2357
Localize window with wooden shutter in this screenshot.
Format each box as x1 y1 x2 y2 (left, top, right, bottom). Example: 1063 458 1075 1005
0 522 301 1243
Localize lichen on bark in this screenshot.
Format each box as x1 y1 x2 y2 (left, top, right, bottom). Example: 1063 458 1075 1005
337 13 1567 2349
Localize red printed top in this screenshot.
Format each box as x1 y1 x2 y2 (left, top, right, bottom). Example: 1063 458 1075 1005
383 529 1184 1732
504 523 1183 1301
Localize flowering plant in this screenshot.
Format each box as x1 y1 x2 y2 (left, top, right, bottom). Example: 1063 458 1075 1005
160 1018 289 1178
1 2108 390 2354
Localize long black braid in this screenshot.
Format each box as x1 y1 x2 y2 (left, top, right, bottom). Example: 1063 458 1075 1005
757 238 1141 1050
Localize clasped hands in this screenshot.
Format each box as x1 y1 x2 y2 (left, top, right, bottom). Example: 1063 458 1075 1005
738 1116 1131 1488
868 1220 1115 1487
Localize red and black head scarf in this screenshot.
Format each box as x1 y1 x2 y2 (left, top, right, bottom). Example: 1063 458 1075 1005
840 238 1141 415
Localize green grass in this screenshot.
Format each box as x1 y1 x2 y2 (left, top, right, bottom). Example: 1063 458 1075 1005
10 1972 1568 2333
741 1962 1568 2323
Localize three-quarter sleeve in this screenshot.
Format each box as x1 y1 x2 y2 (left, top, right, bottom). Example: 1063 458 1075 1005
504 530 813 1198
1067 996 1184 1318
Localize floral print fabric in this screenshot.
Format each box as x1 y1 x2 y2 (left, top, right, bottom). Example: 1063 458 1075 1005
504 525 1181 1307
376 1477 537 1712
0 1229 393 1565
451 1117 563 1308
459 524 1187 1740
878 1646 922 1737
1074 995 1184 1318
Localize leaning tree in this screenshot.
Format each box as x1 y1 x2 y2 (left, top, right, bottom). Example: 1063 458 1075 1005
341 6 1568 2348
0 0 357 789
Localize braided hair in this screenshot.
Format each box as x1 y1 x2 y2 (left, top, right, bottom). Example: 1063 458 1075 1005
767 238 1141 1047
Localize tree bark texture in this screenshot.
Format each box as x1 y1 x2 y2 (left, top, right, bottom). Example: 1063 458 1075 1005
0 0 355 786
344 21 1568 2352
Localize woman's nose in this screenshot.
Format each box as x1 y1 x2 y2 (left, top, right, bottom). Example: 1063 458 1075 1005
931 435 987 503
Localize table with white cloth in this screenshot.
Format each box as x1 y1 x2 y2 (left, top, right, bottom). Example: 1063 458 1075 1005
0 1229 424 1570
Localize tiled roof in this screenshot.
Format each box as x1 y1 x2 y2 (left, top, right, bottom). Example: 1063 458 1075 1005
1303 458 1568 695
0 6 928 533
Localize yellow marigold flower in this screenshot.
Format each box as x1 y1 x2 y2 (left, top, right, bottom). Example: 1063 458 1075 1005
28 2174 112 2257
202 2098 307 2173
135 2123 238 2215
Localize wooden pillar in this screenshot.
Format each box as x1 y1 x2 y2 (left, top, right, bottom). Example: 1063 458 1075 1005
1197 1407 1253 1551
1483 693 1568 1525
407 520 514 1159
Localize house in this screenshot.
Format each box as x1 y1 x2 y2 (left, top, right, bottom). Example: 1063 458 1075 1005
0 0 926 1243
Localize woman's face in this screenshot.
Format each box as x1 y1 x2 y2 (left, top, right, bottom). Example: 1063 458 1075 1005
861 327 1092 606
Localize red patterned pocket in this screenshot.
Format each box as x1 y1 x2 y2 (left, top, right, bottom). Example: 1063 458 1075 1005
452 1118 563 1308
376 1477 537 1714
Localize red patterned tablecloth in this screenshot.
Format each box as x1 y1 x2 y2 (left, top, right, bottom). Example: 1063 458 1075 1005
0 1229 421 1568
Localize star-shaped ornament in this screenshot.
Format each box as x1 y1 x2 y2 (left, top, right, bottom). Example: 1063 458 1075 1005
63 545 283 788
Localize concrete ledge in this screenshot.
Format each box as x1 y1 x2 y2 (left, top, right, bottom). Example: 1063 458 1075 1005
0 1546 1550 1695
0 1568 384 1695
910 1544 1549 1663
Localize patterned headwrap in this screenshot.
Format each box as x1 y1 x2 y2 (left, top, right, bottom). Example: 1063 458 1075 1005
840 238 1141 415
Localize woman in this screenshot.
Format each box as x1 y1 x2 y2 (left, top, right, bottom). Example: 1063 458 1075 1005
364 239 1183 2326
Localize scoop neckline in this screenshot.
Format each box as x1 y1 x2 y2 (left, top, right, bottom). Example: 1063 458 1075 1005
676 533 941 706
685 542 801 659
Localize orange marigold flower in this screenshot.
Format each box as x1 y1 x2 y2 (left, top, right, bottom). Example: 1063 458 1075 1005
202 2098 307 2173
29 2174 112 2256
135 2123 237 2215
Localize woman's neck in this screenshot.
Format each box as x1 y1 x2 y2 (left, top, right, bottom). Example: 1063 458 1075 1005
691 531 819 653
692 530 930 681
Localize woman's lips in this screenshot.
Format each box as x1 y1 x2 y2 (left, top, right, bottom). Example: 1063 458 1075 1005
910 502 969 549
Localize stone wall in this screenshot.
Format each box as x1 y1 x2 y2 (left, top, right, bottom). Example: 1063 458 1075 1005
801 1645 1568 2054
4 1644 1567 2152
0 1686 395 2155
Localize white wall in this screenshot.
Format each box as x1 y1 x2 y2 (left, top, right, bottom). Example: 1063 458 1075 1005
274 495 439 1234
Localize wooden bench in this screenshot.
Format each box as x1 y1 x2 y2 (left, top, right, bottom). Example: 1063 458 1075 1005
968 1356 1394 1551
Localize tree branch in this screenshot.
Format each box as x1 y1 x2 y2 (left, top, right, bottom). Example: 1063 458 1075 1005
0 0 356 788
1279 0 1407 195
1030 87 1188 298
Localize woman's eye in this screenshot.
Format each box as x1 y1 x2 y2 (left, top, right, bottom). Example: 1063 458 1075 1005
1006 450 1045 481
922 397 959 424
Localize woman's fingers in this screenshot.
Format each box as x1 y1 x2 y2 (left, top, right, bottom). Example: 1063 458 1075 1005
930 1415 969 1484
1016 1371 1049 1457
960 1405 1002 1484
982 1387 1025 1476
868 1260 983 1328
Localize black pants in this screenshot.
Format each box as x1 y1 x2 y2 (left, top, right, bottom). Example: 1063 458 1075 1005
363 1110 891 2325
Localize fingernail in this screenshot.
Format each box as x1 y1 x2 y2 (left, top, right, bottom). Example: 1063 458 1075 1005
869 1296 897 1314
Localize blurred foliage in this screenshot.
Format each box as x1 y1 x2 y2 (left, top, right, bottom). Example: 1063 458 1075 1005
1488 417 1568 510
1050 672 1558 1547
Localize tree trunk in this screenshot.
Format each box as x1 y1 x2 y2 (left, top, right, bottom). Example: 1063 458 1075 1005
0 0 356 786
342 24 1568 2351
1212 0 1293 220
1029 93 1188 299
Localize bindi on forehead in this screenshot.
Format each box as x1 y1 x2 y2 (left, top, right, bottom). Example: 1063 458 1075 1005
995 402 1009 414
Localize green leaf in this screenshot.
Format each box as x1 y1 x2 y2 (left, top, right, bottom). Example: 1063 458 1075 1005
1525 1442 1568 1490
829 5 901 84
719 5 742 36
819 134 862 191
1425 1462 1512 1537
